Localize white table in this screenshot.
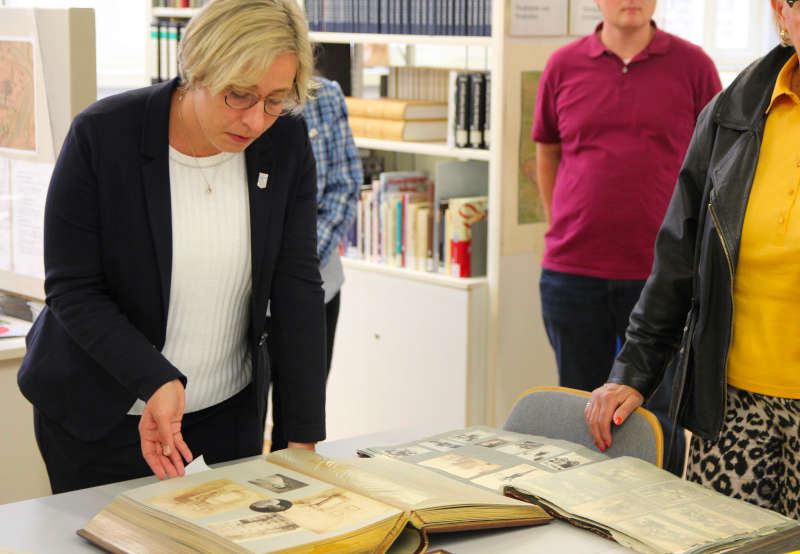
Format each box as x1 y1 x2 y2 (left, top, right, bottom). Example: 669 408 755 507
0 426 629 553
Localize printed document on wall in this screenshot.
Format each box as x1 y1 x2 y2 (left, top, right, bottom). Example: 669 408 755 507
510 0 568 36
10 159 51 279
0 157 10 271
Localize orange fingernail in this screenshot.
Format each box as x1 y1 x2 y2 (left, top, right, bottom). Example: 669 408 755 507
614 416 622 425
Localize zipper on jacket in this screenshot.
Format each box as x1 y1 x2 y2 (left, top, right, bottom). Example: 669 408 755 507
708 202 733 435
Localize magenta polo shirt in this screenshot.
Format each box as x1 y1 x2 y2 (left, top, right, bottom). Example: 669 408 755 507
532 24 721 280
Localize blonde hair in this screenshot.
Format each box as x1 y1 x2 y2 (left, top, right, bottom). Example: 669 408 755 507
178 0 316 110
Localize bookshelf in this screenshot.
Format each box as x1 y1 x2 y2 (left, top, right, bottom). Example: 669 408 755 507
308 11 500 441
144 1 562 442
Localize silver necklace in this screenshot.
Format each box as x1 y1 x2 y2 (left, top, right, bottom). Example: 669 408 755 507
176 88 213 195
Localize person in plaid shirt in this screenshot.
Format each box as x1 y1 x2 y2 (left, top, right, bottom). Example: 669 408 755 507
270 76 362 451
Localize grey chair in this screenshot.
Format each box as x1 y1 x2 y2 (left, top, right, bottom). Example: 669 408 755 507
503 386 663 467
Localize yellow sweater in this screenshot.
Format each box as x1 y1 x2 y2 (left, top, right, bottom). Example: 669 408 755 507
727 53 800 398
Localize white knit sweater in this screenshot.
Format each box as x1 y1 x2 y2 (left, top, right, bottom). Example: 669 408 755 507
128 146 252 415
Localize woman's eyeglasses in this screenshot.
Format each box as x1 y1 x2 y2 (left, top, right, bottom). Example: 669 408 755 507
224 87 299 117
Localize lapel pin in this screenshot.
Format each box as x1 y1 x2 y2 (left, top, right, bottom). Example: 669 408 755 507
257 172 269 189
309 128 319 139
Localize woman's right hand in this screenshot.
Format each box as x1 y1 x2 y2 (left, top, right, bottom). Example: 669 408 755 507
138 379 193 479
585 383 644 452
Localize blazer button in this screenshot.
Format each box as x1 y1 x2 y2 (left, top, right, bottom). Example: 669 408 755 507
258 331 268 346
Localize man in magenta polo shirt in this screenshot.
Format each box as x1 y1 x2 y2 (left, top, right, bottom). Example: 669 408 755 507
532 0 721 475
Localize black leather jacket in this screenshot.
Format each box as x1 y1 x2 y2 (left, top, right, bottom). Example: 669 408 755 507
608 45 795 441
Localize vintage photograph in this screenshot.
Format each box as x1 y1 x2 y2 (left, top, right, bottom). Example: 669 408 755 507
519 445 567 462
249 473 308 494
498 440 543 456
250 498 293 513
419 453 502 480
382 445 431 458
475 438 509 449
447 429 496 444
418 439 463 452
282 488 393 535
540 453 594 471
207 512 299 542
471 464 543 491
146 479 269 519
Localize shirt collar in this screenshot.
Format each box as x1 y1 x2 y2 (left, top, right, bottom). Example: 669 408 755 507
587 21 669 60
766 53 800 113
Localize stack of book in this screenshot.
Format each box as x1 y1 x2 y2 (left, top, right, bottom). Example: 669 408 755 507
345 97 448 142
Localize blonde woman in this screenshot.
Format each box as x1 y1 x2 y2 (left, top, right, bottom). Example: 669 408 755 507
18 0 326 493
587 0 800 518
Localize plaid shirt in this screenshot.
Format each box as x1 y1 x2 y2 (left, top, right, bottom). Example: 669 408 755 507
302 78 362 267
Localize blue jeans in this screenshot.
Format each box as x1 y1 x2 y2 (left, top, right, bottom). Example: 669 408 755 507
539 268 685 476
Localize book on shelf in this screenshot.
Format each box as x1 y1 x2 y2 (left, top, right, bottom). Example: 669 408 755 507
385 67 450 102
345 97 448 120
504 456 800 554
447 195 487 278
349 116 447 142
433 160 488 275
454 72 471 148
79 448 548 554
469 73 486 148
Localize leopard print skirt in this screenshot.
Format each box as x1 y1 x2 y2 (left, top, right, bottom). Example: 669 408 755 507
685 385 800 519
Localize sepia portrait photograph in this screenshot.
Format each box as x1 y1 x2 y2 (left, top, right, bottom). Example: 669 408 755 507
250 498 293 513
419 453 502 480
147 479 269 519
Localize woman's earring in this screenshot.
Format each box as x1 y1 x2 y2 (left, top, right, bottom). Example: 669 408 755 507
781 28 793 47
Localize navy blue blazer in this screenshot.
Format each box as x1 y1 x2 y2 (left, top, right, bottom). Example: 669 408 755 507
18 78 326 443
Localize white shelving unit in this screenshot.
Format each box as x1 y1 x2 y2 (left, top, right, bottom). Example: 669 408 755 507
310 25 501 441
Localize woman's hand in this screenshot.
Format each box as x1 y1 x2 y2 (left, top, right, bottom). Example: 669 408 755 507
139 379 193 479
585 383 644 452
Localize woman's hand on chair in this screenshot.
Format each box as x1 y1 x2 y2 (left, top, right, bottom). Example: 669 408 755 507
585 383 644 452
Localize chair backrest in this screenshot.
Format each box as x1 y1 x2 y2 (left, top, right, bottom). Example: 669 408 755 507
503 386 663 467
